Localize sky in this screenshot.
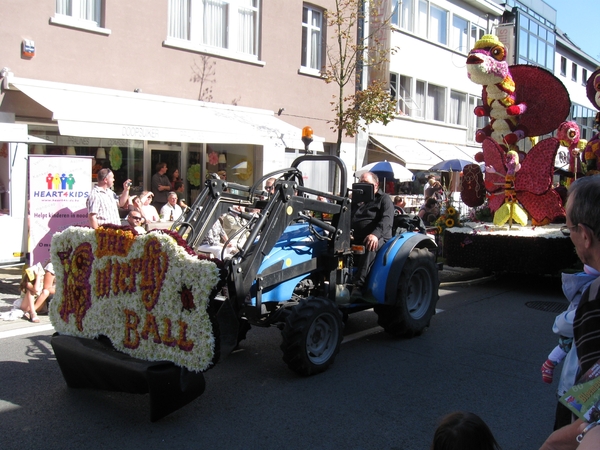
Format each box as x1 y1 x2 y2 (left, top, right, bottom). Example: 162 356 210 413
543 0 600 60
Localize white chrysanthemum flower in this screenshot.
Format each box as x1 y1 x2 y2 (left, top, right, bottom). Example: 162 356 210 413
49 227 220 372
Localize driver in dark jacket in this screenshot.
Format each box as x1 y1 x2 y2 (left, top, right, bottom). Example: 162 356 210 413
351 172 394 297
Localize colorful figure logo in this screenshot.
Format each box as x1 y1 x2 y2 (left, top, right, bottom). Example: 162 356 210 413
46 172 76 190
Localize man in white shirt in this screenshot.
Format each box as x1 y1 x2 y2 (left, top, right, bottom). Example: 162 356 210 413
87 168 131 229
160 191 183 221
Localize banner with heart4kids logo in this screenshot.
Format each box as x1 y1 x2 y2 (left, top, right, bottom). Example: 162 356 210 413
29 155 92 265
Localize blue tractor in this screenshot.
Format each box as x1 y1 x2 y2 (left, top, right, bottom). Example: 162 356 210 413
175 154 439 376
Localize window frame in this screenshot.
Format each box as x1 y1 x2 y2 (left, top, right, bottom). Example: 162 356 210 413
570 103 596 141
165 0 264 66
429 3 448 46
467 96 487 143
390 73 418 116
560 56 567 77
516 9 555 71
416 0 428 39
426 82 446 122
572 62 578 82
449 90 467 126
393 0 415 32
451 14 468 53
470 23 485 48
391 73 450 122
51 0 110 35
301 4 325 75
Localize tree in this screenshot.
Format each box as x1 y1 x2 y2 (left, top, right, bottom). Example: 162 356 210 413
322 0 397 157
190 55 216 102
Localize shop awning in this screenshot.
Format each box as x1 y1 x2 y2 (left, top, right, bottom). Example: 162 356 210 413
4 76 323 151
0 123 53 144
454 145 481 160
419 141 476 162
370 135 441 170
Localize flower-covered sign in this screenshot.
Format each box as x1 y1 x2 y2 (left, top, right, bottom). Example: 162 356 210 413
49 226 220 372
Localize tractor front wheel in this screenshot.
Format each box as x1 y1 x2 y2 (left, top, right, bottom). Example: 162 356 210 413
280 297 343 376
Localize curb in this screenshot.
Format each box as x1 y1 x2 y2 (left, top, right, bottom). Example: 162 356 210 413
439 274 497 288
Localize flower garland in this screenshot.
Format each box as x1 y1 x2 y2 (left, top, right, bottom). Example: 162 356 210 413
49 225 220 372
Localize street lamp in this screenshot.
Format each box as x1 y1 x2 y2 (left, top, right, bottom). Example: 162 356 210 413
302 126 313 154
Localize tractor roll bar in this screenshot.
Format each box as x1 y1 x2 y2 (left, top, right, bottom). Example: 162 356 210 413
291 155 347 195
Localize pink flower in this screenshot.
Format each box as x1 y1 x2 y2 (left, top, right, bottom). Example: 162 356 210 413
208 151 219 166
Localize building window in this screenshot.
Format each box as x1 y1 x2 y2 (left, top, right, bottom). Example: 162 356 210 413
301 5 323 71
399 75 413 115
468 96 487 143
390 73 398 102
429 4 448 45
583 68 588 86
415 81 446 122
470 24 485 49
560 56 567 77
426 83 446 122
516 9 555 71
167 0 259 57
391 73 417 115
572 62 578 82
451 15 468 53
404 0 457 48
415 80 425 119
395 0 414 32
416 1 427 38
571 103 596 141
391 0 399 27
56 0 102 26
449 91 467 126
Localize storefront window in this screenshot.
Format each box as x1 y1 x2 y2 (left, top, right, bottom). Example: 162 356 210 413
187 144 204 205
204 143 256 186
28 125 143 195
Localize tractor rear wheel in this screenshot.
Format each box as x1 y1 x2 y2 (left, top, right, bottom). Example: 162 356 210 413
375 247 439 338
280 297 343 376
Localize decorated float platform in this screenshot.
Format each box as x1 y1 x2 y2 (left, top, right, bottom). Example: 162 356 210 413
443 222 579 275
48 225 222 421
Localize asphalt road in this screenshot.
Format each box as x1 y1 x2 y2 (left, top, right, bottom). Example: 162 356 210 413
0 273 567 450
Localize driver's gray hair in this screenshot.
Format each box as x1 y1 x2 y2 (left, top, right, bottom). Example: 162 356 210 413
361 171 379 185
568 176 600 239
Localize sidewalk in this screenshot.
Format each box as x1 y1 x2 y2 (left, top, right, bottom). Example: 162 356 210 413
0 263 490 337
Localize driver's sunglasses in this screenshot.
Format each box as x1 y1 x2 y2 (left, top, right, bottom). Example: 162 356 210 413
130 215 142 221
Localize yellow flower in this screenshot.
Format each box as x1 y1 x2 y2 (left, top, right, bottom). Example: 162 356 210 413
447 207 456 216
436 225 443 234
446 218 455 228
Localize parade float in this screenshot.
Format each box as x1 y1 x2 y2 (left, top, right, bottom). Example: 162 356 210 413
49 225 222 421
441 34 592 274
